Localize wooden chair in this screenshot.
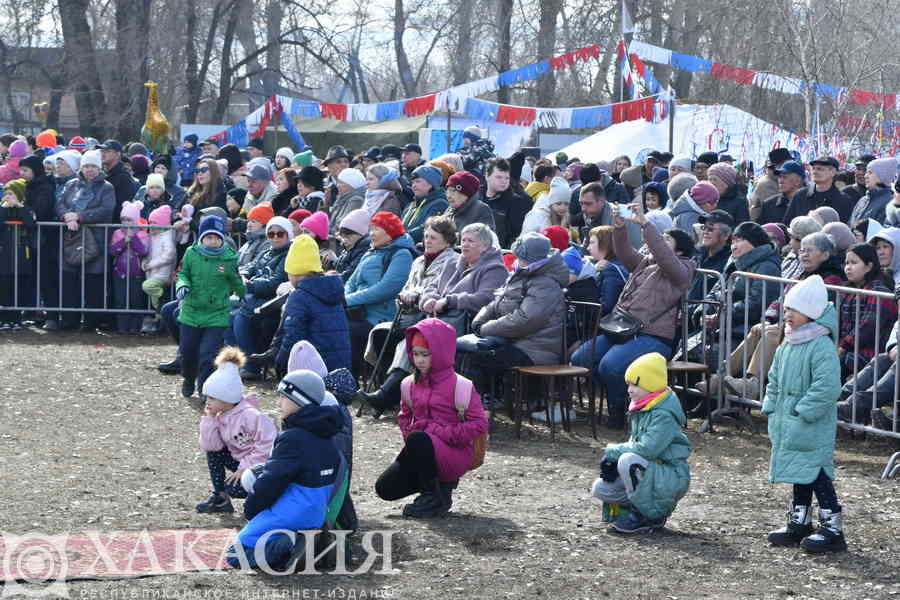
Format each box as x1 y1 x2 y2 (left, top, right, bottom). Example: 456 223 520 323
511 300 601 440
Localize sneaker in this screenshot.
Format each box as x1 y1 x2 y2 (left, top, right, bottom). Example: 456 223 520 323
0 322 11 331
140 316 159 334
182 379 195 399
195 493 234 514
608 509 665 534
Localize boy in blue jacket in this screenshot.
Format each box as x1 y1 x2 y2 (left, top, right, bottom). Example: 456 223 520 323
227 369 342 569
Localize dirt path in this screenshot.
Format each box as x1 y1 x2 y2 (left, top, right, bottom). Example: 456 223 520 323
1 330 898 599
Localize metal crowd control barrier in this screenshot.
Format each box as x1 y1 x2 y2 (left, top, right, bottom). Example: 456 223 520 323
716 271 900 445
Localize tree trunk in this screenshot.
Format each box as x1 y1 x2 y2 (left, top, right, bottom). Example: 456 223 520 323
184 0 201 123
536 0 562 106
235 0 264 110
213 6 240 123
674 3 701 99
393 0 417 97
264 0 282 97
114 0 152 142
57 0 107 139
452 0 474 86
46 86 64 132
496 0 513 104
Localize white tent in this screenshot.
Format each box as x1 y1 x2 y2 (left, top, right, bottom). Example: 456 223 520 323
554 103 808 168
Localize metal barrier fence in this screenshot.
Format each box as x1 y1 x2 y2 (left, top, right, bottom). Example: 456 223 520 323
713 270 900 442
0 221 247 317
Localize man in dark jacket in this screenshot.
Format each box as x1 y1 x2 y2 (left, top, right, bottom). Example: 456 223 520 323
19 154 56 320
843 154 876 206
400 144 425 181
229 370 342 570
575 181 642 249
689 210 733 302
571 166 630 228
98 139 137 221
757 161 805 226
782 156 853 224
483 158 531 248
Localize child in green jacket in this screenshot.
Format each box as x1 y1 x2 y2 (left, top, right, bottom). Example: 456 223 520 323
591 352 691 534
176 215 246 399
763 274 846 553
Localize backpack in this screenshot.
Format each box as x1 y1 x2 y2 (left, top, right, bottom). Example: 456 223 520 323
400 373 487 470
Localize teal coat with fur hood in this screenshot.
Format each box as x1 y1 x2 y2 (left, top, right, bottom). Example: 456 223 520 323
762 302 841 484
604 389 692 520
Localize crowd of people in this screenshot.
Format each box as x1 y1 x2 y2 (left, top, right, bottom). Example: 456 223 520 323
2 126 894 557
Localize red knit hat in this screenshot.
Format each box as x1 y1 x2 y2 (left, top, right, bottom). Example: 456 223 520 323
288 208 311 224
247 202 274 225
371 211 405 239
541 225 570 252
446 170 480 198
411 331 428 349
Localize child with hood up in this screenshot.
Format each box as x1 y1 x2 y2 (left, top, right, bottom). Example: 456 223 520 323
762 275 846 553
196 347 277 514
109 200 149 333
591 352 691 534
0 179 36 329
375 318 488 518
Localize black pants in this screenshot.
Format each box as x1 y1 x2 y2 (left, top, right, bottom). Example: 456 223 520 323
458 343 534 397
206 449 248 498
179 324 226 392
113 276 146 333
61 270 104 328
0 274 32 322
349 319 373 378
793 468 840 512
375 431 437 501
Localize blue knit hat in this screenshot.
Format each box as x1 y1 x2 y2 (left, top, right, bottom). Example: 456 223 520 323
411 164 443 191
562 246 584 276
199 215 226 242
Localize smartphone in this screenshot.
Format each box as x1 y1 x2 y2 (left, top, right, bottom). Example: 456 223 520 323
617 203 633 219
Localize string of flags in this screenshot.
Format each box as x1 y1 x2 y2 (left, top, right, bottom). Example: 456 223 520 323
210 41 673 146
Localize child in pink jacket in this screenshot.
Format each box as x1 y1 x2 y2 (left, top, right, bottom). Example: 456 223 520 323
0 140 28 184
196 347 278 514
374 318 488 518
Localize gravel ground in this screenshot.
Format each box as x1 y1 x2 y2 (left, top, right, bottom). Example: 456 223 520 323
1 329 898 599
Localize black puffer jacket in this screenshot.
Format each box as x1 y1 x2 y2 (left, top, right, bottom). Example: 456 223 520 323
238 243 290 316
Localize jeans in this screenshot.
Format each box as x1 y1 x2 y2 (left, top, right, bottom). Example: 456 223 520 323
179 324 226 392
161 299 180 343
841 352 897 414
230 312 258 373
571 334 673 422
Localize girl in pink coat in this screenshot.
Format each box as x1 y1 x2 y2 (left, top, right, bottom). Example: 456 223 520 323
196 347 278 514
0 140 28 184
375 318 488 518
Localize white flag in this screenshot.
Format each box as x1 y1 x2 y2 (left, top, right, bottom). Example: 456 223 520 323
621 0 635 35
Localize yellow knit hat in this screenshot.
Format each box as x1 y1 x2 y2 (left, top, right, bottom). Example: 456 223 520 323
284 234 322 275
624 352 668 393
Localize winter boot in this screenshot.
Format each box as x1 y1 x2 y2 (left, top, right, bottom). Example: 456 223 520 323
767 504 813 546
357 368 406 418
403 478 453 518
182 377 196 399
195 492 234 513
158 356 182 375
609 507 665 534
801 509 847 553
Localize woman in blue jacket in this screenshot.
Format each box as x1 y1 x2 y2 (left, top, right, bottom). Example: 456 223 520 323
345 211 415 375
588 225 629 314
275 235 352 373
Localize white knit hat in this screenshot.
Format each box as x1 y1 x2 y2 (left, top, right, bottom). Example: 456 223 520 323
670 155 693 171
337 168 366 189
266 216 295 241
202 362 243 404
56 150 81 173
784 274 828 320
276 147 294 162
546 176 571 206
81 150 102 169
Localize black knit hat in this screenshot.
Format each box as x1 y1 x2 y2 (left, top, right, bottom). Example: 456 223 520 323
580 163 601 184
298 165 325 190
732 221 771 247
665 228 695 258
696 151 719 166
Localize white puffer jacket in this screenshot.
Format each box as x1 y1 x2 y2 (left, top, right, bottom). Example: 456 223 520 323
141 229 177 281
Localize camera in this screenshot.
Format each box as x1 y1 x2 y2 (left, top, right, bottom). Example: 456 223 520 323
617 203 634 219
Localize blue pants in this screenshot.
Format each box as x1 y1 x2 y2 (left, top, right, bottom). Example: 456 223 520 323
229 312 258 374
179 323 226 392
571 334 673 422
161 299 180 343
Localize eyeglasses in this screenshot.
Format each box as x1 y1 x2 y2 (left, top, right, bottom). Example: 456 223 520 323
798 247 817 255
196 166 210 174
701 225 716 232
267 230 287 239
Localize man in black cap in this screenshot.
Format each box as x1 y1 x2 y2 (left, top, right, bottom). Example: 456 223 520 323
750 148 793 221
246 138 265 160
323 145 350 209
758 160 806 225
400 143 424 180
642 151 664 182
380 144 403 163
843 154 876 205
361 146 381 171
694 151 720 181
98 139 138 221
782 156 852 224
689 209 734 301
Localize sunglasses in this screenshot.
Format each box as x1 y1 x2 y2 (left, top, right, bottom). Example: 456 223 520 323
267 230 287 239
196 166 210 174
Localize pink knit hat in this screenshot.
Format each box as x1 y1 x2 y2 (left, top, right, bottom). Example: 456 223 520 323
300 211 329 241
706 162 737 187
148 204 172 226
8 140 27 158
120 200 144 222
689 181 720 208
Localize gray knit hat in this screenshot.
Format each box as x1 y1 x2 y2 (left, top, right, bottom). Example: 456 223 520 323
788 215 822 240
867 157 898 186
667 172 698 203
512 232 551 264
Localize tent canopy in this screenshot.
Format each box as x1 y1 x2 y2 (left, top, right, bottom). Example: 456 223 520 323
283 116 427 154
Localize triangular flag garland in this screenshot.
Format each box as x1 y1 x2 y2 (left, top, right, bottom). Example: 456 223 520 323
617 40 636 101
628 40 900 112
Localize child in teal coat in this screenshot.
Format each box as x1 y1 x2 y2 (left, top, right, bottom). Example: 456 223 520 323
591 352 691 534
762 274 846 553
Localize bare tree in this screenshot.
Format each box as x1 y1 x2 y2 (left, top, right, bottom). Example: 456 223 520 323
57 0 107 138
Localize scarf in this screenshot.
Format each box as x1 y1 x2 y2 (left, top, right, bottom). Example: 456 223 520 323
195 242 227 258
364 189 390 216
423 251 441 268
628 388 669 412
784 321 830 345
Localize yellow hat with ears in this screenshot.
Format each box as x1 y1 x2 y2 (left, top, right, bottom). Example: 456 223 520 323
624 352 668 393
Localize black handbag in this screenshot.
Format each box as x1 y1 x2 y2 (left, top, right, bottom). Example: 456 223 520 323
598 298 682 345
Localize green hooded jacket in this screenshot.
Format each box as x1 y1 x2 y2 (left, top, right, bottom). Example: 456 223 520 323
604 390 692 520
176 242 246 328
762 302 841 484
